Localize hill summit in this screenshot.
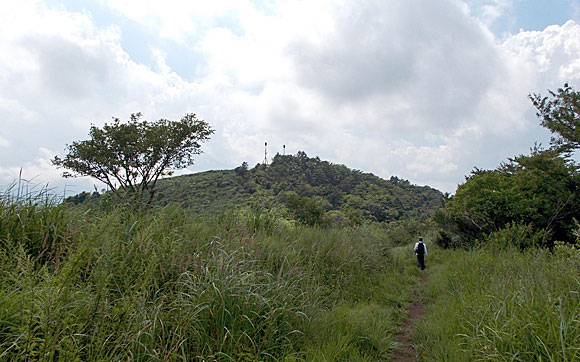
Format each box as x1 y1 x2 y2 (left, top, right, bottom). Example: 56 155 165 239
68 152 444 224
157 152 443 222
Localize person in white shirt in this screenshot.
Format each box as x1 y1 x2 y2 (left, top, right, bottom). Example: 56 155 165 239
414 237 427 270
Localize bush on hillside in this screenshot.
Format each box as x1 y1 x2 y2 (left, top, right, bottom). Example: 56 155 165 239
485 221 550 250
440 148 580 248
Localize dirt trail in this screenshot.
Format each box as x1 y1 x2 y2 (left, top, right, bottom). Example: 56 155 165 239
392 273 428 362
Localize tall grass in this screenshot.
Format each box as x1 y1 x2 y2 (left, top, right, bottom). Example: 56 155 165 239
414 245 580 361
302 244 422 362
0 181 78 270
0 194 424 361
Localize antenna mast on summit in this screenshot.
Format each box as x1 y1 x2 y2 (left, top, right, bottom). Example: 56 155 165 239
263 142 268 165
283 144 285 156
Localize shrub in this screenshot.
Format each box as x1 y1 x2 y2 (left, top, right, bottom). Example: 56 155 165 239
485 221 550 250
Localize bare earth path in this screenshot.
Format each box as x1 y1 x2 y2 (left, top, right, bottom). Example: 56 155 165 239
392 273 428 362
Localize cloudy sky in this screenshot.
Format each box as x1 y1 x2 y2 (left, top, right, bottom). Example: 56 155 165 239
1 0 580 195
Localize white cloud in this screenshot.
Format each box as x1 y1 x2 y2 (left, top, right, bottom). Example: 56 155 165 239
501 21 580 82
0 1 204 187
463 0 515 33
1 0 580 195
0 134 10 148
0 147 72 192
103 0 269 43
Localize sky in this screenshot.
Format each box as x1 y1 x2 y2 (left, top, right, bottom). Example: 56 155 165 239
1 0 580 196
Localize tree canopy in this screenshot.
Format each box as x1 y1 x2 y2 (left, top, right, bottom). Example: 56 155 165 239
53 113 214 205
445 148 580 247
530 83 580 150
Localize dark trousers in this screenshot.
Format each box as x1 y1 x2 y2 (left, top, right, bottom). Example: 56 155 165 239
417 254 425 270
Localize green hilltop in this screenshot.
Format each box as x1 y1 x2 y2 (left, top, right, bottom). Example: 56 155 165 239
145 152 442 223
68 152 444 224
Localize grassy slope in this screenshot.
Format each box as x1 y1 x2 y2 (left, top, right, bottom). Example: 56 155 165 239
153 169 250 214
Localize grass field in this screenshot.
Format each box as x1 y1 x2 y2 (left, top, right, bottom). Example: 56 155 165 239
1 191 579 361
415 245 580 361
0 193 424 361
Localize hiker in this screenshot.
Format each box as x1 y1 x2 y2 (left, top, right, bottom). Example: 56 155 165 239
414 237 427 270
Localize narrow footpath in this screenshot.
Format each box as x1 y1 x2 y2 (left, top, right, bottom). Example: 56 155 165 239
392 273 428 362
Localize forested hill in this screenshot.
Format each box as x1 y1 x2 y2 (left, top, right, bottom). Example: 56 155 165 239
68 152 444 224
153 152 443 222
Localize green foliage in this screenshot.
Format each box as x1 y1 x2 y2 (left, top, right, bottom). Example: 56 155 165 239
144 152 444 226
0 186 78 269
13 187 580 361
443 148 580 247
304 303 396 361
240 206 290 233
63 190 101 205
0 194 428 360
234 161 249 177
530 83 580 150
150 169 253 214
486 221 549 250
285 195 326 226
434 229 463 249
53 113 213 205
382 218 428 246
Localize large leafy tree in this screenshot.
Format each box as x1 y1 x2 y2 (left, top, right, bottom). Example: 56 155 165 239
53 113 214 205
446 148 580 247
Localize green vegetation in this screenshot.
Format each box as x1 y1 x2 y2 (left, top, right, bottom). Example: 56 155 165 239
530 82 580 151
416 83 580 361
4 84 580 360
6 187 579 361
70 152 443 227
440 147 580 248
0 188 427 361
53 112 214 206
415 245 580 361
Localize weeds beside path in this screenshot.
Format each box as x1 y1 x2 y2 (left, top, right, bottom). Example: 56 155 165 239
393 271 428 362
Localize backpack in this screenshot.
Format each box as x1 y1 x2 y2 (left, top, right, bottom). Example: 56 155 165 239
416 242 425 256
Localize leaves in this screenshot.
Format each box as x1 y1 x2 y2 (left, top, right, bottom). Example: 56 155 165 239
530 83 580 151
53 113 214 205
445 149 580 247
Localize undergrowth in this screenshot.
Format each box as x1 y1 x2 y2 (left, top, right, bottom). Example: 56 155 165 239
7 188 578 361
0 194 422 361
415 245 580 361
